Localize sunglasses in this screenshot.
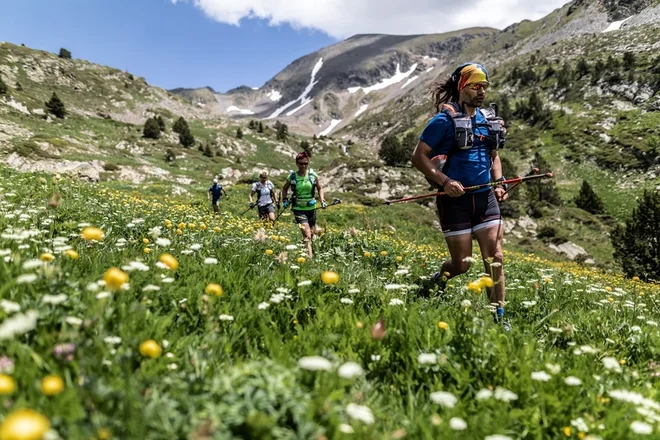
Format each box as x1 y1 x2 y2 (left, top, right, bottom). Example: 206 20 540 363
467 83 489 91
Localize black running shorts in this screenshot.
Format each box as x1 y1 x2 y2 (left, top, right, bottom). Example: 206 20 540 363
435 189 502 237
258 204 275 218
292 209 317 227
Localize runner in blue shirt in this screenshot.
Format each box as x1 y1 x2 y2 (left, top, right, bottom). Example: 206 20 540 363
411 62 510 330
208 178 228 214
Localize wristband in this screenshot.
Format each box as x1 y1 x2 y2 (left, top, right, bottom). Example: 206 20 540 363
442 176 451 187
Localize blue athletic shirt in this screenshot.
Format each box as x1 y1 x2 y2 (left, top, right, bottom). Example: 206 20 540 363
209 184 223 200
419 108 492 193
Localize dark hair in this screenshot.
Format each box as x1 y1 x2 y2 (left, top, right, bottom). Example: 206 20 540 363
295 151 309 162
431 76 459 113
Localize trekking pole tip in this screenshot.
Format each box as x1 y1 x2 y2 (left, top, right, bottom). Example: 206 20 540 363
546 172 554 178
532 167 539 173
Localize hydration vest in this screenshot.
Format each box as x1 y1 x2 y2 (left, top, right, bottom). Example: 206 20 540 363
288 169 317 206
252 181 275 206
441 102 506 151
426 102 506 189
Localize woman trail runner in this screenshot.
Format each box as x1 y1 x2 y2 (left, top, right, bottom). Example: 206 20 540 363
249 172 278 224
282 152 327 259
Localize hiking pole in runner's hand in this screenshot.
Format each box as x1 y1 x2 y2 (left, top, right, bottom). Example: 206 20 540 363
503 167 539 198
383 173 553 205
240 203 256 216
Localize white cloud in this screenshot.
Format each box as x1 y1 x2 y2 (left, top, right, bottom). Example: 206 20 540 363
184 0 572 39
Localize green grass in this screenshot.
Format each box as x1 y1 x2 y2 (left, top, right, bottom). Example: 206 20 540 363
0 165 659 439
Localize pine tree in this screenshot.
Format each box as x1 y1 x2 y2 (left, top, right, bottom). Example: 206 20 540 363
248 120 255 130
592 60 606 84
45 92 66 118
622 52 636 70
236 127 243 139
612 190 660 281
258 121 264 133
576 58 590 78
0 75 7 95
156 115 166 132
276 122 288 141
379 135 408 166
574 180 605 215
203 144 213 157
515 91 552 128
179 126 195 148
173 116 188 135
401 132 418 156
143 118 161 139
58 48 72 59
557 62 572 90
164 148 176 163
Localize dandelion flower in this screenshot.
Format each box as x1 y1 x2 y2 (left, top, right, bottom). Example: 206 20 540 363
467 281 481 293
39 253 54 262
81 227 104 241
139 340 162 358
103 267 128 291
265 249 274 256
298 356 332 371
437 321 449 330
480 276 494 288
321 271 339 285
64 249 79 259
0 409 50 440
0 374 16 395
159 253 179 270
296 257 306 264
40 375 64 396
430 391 457 408
205 284 223 296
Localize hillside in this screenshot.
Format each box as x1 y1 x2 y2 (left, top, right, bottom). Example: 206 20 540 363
3 0 660 270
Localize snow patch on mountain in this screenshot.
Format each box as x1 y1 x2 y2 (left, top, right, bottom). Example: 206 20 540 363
267 90 282 101
425 66 434 73
355 104 369 117
347 62 418 95
226 106 254 115
319 119 342 136
603 17 632 32
402 76 419 88
268 58 324 119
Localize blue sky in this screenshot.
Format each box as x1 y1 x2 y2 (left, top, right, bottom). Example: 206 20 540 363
0 0 337 92
1 0 571 92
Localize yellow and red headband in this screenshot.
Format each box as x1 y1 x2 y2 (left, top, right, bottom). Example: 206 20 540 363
454 63 490 91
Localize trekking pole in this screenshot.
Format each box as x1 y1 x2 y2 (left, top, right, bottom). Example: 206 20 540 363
503 167 539 198
317 198 342 209
240 204 256 216
384 173 553 205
